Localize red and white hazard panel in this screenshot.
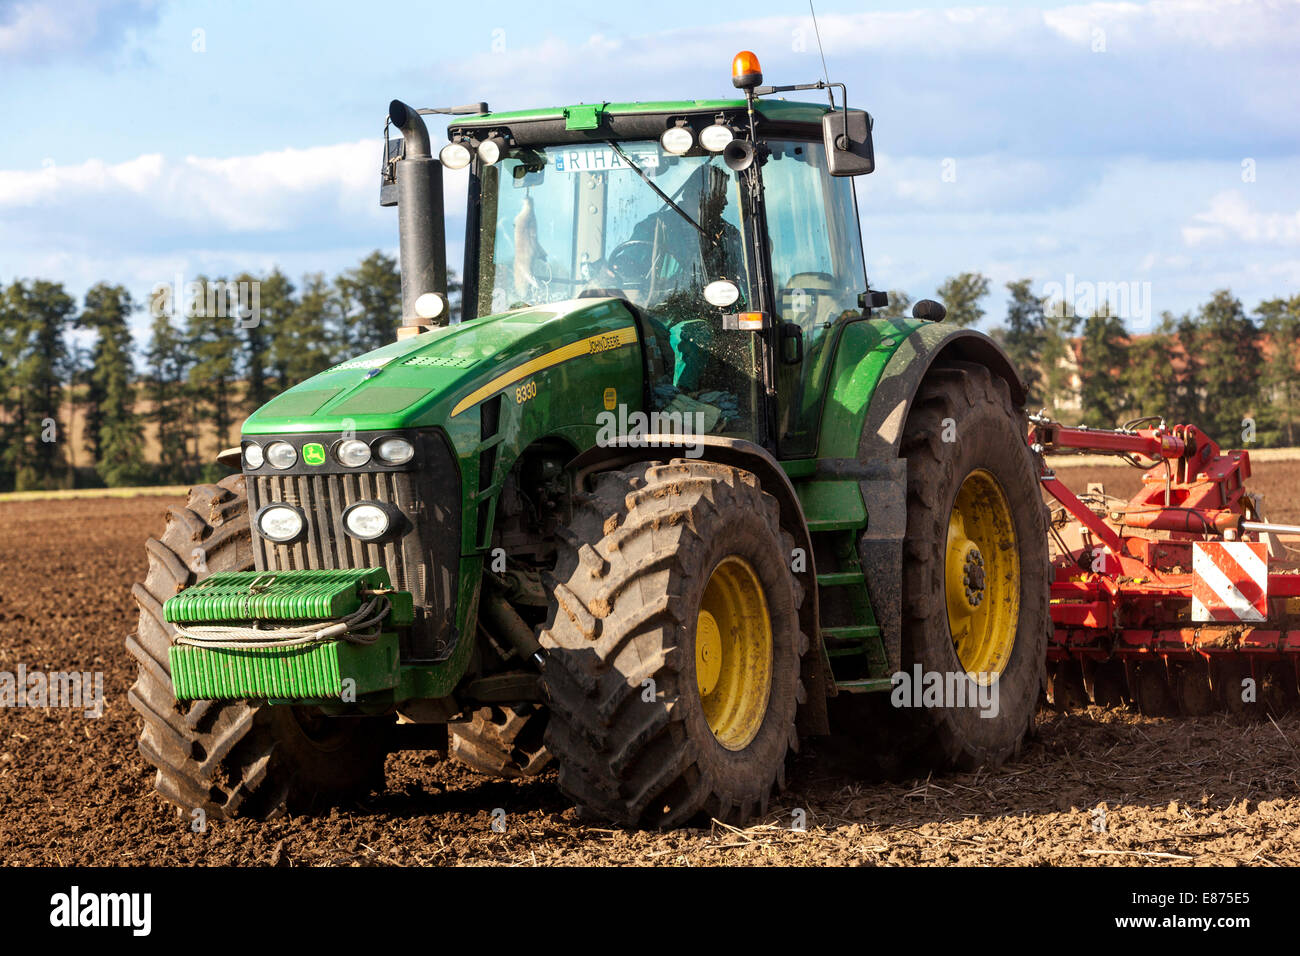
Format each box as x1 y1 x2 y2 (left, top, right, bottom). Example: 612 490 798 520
1191 541 1268 623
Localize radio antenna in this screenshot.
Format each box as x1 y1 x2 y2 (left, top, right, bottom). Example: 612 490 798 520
809 0 832 90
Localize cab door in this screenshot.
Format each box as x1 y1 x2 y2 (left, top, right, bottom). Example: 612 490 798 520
761 138 868 458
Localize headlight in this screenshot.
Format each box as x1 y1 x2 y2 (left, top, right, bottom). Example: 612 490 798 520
242 442 264 469
336 439 372 468
477 136 507 165
343 503 390 541
439 141 472 170
266 441 297 470
700 124 734 152
258 505 304 543
376 437 415 465
660 126 694 155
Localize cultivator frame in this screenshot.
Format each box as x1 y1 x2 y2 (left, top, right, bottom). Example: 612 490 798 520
1030 415 1300 715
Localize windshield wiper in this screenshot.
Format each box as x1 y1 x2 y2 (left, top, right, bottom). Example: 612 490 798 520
607 140 713 244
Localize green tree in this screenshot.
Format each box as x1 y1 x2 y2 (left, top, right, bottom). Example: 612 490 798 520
935 272 990 328
80 283 145 485
1001 279 1046 406
336 250 401 355
1125 314 1182 422
1184 290 1261 446
1256 294 1300 446
447 269 464 323
1077 302 1129 428
144 308 196 483
279 272 340 383
185 275 242 458
875 289 912 320
0 281 14 490
233 270 274 410
259 269 301 394
1039 297 1079 417
0 280 76 490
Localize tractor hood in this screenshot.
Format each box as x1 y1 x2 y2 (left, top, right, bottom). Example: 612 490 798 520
241 297 641 436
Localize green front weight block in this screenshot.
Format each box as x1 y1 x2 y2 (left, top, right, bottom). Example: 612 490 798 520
164 567 412 702
169 633 400 702
163 567 413 626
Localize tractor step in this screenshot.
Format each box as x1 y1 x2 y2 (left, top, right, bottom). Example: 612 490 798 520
816 571 866 587
822 624 882 641
834 677 894 693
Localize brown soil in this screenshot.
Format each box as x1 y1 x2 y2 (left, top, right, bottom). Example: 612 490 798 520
1048 460 1300 526
2 476 1299 867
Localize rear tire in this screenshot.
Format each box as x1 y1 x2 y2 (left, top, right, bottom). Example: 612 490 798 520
539 460 806 827
127 475 392 819
897 361 1049 769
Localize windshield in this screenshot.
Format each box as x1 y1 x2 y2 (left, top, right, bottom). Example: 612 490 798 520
475 142 752 320
474 140 762 439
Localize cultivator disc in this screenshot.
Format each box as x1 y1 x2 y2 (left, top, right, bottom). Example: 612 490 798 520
1031 415 1300 717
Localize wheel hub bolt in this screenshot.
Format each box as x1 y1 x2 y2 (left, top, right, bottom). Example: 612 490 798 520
963 550 985 606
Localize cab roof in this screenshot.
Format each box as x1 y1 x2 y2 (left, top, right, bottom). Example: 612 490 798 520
449 98 832 139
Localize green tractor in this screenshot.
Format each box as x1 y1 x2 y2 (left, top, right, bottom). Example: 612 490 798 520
128 51 1049 826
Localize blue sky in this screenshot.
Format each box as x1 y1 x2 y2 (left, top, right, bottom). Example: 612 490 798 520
1 0 1298 342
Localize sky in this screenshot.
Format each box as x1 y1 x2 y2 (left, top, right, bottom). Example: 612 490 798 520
1 0 1298 342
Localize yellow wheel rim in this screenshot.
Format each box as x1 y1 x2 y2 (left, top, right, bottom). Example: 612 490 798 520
695 556 773 751
946 469 1019 684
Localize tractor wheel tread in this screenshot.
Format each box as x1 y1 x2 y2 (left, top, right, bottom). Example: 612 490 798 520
127 481 391 819
541 459 804 827
894 361 1050 770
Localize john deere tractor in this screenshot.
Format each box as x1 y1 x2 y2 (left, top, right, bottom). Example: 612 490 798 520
129 51 1048 826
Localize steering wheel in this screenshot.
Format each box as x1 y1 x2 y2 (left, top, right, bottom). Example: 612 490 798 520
606 240 655 287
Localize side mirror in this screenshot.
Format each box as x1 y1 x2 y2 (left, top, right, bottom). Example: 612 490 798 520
822 109 874 177
858 290 889 311
779 322 804 365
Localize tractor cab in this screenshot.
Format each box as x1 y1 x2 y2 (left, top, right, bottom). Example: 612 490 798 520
431 51 876 457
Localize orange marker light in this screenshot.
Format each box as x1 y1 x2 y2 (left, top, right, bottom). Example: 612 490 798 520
731 50 763 90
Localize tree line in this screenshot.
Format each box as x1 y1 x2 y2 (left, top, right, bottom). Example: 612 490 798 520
880 274 1300 451
0 251 440 491
0 261 1295 492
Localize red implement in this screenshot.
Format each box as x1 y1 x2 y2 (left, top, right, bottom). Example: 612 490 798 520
1028 415 1300 715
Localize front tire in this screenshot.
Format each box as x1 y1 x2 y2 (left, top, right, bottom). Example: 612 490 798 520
539 460 807 827
127 475 392 818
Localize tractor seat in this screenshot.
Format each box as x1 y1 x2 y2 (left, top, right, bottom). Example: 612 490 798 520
779 271 851 333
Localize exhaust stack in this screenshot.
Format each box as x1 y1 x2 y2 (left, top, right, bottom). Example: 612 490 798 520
388 100 447 331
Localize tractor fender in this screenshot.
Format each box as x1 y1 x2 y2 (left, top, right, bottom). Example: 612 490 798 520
855 323 1026 675
569 434 831 736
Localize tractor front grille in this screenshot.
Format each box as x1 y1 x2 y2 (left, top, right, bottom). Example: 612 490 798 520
246 435 461 661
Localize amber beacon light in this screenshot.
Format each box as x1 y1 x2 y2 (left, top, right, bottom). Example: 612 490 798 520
731 50 763 90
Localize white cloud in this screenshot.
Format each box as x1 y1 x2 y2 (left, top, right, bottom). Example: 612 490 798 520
449 0 1298 160
0 0 159 62
1183 191 1300 245
860 152 1087 213
0 134 474 237
2 0 1297 339
0 139 387 237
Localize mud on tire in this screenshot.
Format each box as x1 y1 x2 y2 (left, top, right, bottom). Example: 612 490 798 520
449 704 551 779
539 459 807 828
127 475 392 819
